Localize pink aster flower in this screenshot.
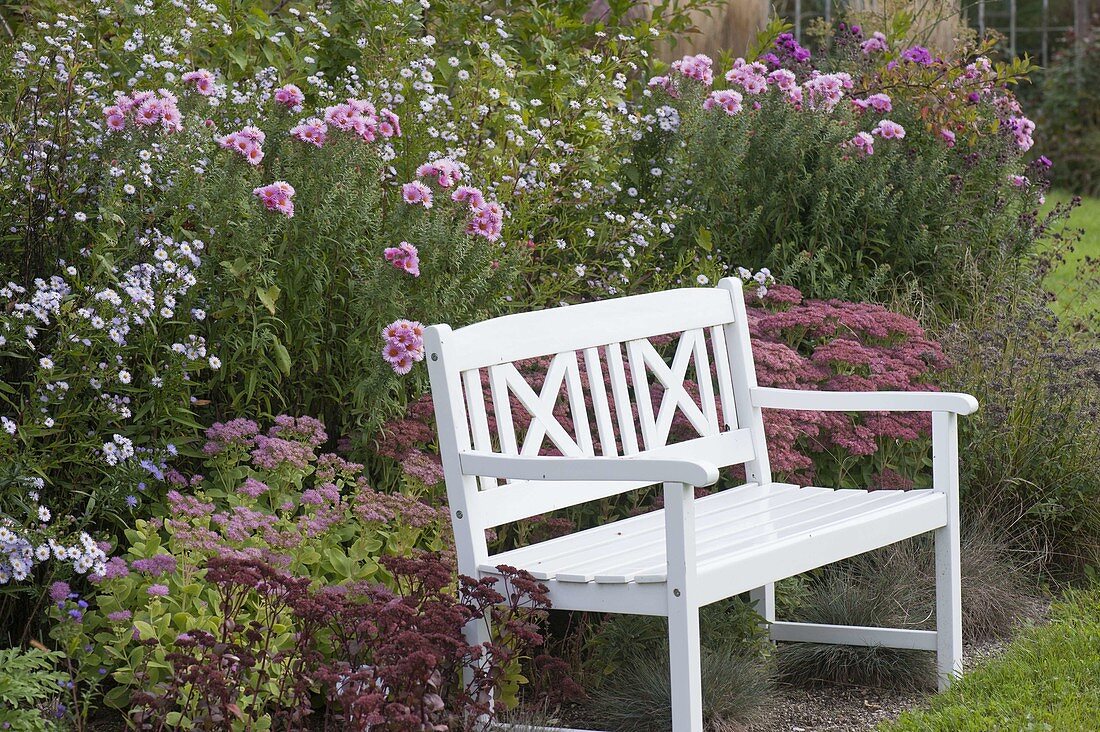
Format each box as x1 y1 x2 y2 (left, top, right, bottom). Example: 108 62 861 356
416 157 463 188
452 185 486 209
402 181 433 209
671 54 714 85
382 319 426 375
218 127 265 166
181 69 218 96
703 89 744 116
861 31 888 54
290 118 327 148
378 108 402 138
274 83 305 112
847 131 875 157
940 128 957 147
252 181 295 218
852 93 892 113
872 119 906 139
384 242 421 277
767 68 796 91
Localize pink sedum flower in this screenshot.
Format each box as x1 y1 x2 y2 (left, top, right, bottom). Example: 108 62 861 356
252 181 295 218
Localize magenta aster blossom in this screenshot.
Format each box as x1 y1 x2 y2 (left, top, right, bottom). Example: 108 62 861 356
381 319 426 375
861 31 888 54
671 54 714 85
253 181 295 217
274 83 305 112
452 185 486 209
181 69 217 96
847 131 875 157
703 89 744 116
416 157 463 188
384 242 420 277
218 126 266 166
940 128 957 147
290 118 327 148
402 181 433 209
872 120 906 139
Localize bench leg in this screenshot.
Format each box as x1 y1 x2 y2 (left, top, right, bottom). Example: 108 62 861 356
464 617 495 724
934 522 963 690
749 583 775 625
667 605 704 731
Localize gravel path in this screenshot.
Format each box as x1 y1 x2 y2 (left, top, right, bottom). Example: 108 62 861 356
747 637 1020 731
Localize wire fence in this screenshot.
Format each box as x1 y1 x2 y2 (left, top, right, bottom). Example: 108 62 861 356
778 0 1084 65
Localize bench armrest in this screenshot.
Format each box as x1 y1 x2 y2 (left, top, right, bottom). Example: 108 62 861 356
458 451 720 487
750 387 978 416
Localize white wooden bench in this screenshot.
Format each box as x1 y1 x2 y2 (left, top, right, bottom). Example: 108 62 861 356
425 278 976 731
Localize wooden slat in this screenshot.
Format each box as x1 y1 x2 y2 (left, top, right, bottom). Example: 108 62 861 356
695 494 946 605
605 343 639 455
626 338 658 450
693 328 720 435
710 325 737 430
649 332 712 445
487 364 518 456
582 347 617 456
487 483 782 577
575 487 853 584
562 350 594 456
751 386 979 415
770 622 938 651
447 287 736 371
473 429 756 528
558 487 833 584
462 368 497 490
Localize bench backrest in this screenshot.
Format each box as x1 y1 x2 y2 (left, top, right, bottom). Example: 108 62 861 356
425 278 773 566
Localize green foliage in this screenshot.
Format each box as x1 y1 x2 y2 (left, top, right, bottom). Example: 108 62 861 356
0 646 66 731
942 277 1100 575
880 586 1100 731
1035 27 1100 196
622 33 1052 319
53 415 448 709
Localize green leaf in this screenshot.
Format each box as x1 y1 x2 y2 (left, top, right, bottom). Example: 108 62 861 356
272 340 292 376
256 285 281 315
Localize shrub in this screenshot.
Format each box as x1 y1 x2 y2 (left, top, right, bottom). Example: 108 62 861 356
123 553 566 731
0 646 67 730
1035 25 1100 196
615 23 1058 317
941 281 1100 575
49 415 449 712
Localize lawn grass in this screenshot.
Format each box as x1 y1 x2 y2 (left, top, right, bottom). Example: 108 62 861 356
1042 190 1100 318
879 588 1100 731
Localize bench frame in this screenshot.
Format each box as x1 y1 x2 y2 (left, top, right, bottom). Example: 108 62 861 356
426 278 974 731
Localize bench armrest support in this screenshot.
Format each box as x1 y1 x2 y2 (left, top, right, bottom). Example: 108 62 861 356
750 387 978 415
459 451 720 487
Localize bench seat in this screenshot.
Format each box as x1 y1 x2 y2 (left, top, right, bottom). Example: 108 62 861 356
482 483 946 611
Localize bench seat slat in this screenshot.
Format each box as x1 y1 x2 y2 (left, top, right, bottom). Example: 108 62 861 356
479 488 945 586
